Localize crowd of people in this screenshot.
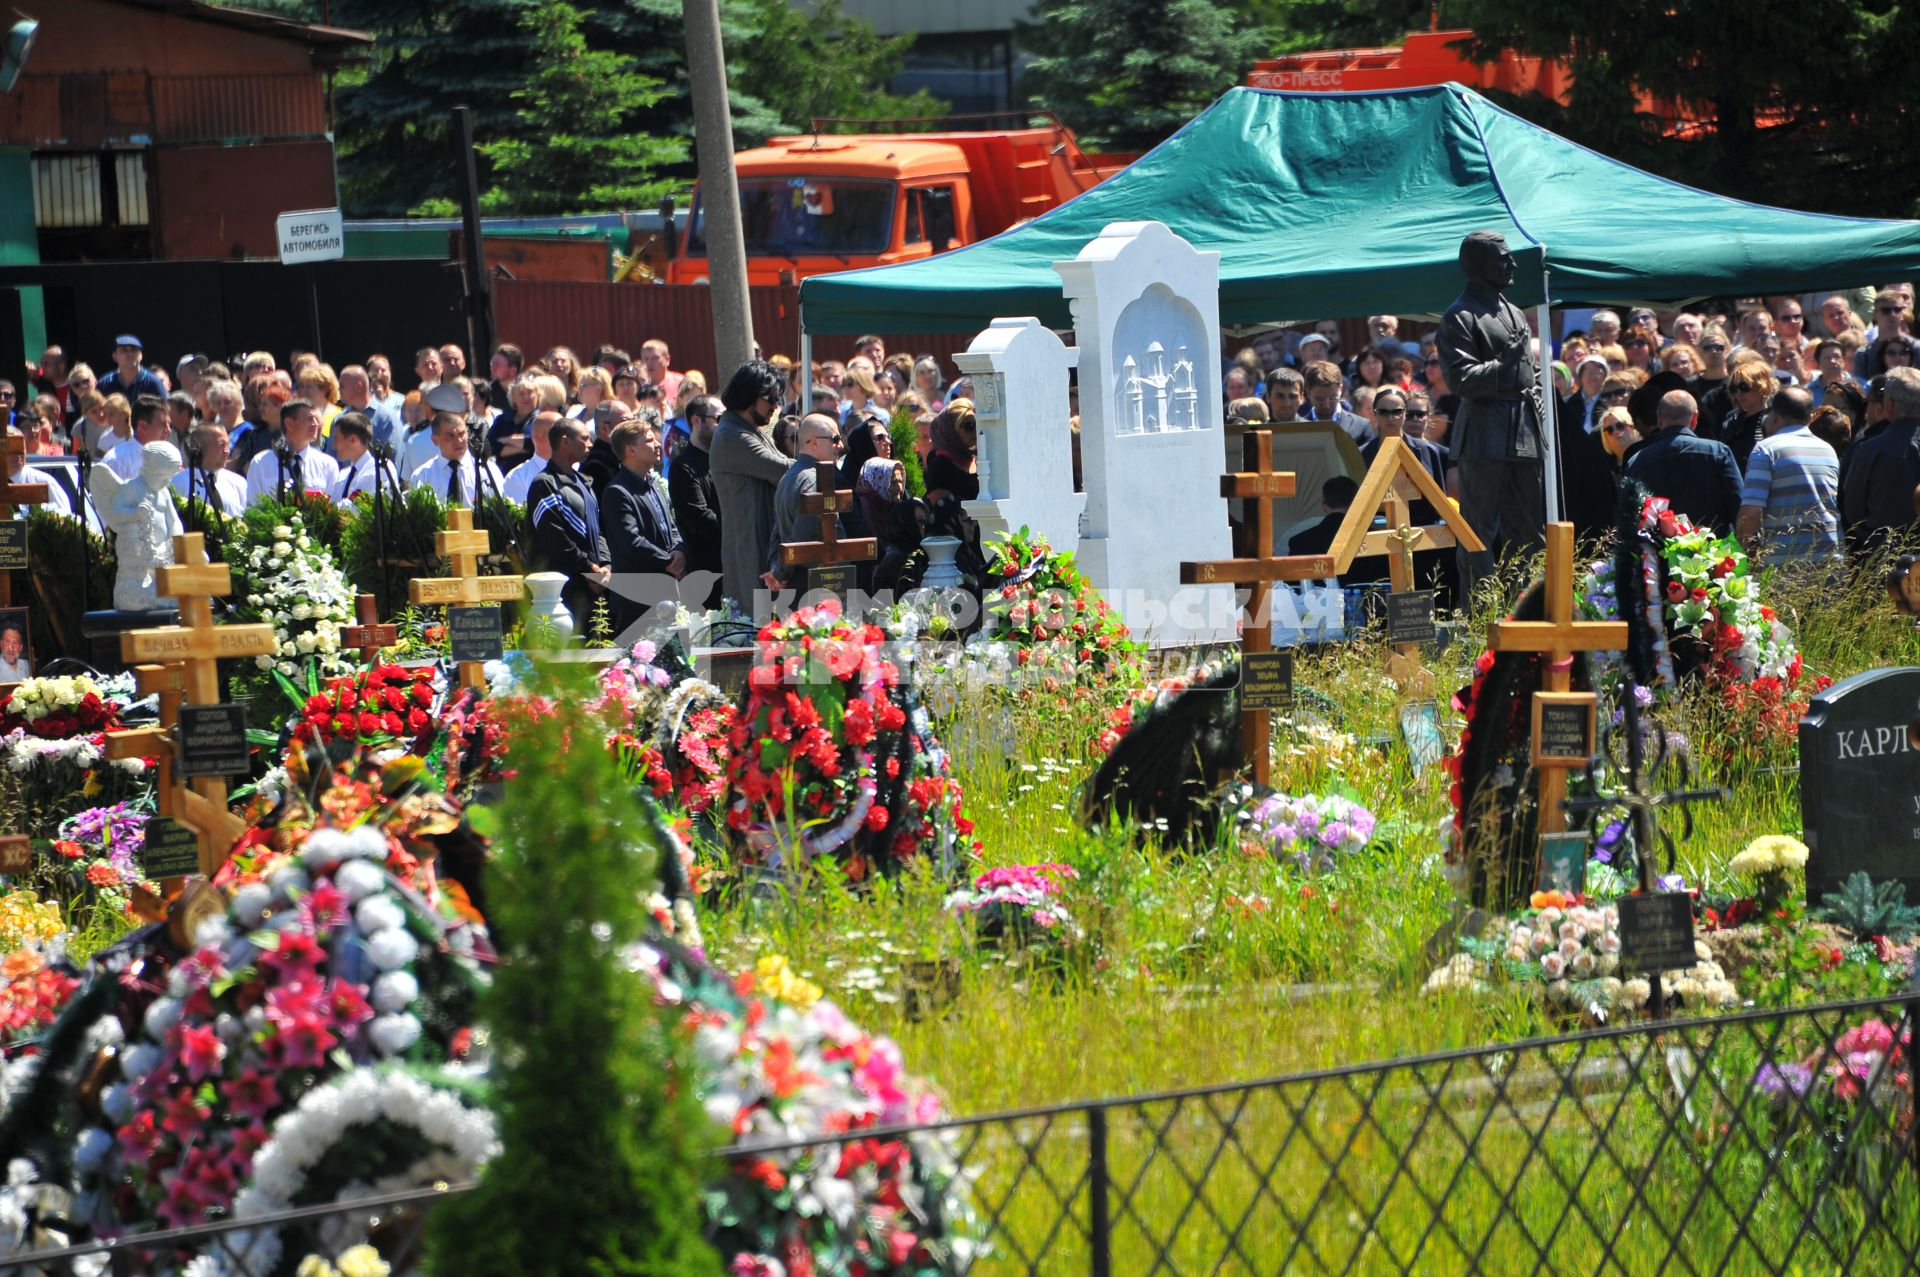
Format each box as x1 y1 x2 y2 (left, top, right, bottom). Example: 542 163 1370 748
12 285 1911 630
1221 290 1917 586
5 333 986 629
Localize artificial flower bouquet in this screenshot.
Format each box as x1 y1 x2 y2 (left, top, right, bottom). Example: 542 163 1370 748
1235 791 1377 874
945 862 1084 949
228 504 355 692
1426 890 1739 1017
980 526 1140 687
726 602 973 880
634 942 979 1274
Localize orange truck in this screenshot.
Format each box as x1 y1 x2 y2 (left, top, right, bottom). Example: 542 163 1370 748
663 114 1134 286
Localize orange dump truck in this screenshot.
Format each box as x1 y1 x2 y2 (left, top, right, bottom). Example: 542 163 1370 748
665 116 1134 286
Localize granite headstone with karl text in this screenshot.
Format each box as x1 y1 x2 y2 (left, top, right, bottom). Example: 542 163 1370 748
1799 666 1920 902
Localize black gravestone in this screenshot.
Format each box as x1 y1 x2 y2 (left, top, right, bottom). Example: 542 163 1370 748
1799 666 1920 903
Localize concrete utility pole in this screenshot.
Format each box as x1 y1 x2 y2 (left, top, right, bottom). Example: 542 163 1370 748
683 0 755 376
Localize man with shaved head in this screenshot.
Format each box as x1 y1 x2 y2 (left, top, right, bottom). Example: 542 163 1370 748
1623 389 1744 534
766 413 847 589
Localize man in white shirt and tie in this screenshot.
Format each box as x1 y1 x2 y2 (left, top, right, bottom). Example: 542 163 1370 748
409 412 503 506
245 398 339 506
171 421 248 515
330 413 396 506
501 409 561 504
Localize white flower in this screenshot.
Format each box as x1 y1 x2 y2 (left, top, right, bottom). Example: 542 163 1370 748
141 998 182 1043
120 1042 162 1081
372 970 418 1014
1541 952 1566 979
335 858 386 903
73 1128 112 1174
368 1013 421 1056
365 927 418 971
232 882 274 927
354 895 405 935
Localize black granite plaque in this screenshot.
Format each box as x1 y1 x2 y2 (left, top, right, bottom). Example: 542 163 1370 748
448 605 505 664
1384 590 1436 644
176 703 249 778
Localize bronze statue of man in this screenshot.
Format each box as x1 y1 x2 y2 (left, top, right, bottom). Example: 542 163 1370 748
1437 231 1546 590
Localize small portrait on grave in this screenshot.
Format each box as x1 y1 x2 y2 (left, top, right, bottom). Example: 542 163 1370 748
1536 832 1590 896
0 608 31 683
1885 553 1920 618
1398 699 1445 774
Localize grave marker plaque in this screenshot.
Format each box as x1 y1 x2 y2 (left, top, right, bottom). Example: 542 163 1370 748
0 520 26 572
807 563 858 597
1240 650 1295 710
142 817 202 879
1384 590 1437 644
1618 892 1698 975
176 703 250 778
1532 692 1597 767
0 834 29 875
447 605 505 665
1799 666 1920 902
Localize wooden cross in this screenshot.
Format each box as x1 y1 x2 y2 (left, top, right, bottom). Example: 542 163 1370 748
1487 522 1628 840
0 433 50 608
104 664 184 820
1178 431 1298 786
342 593 399 665
780 462 877 579
109 534 277 879
407 507 524 690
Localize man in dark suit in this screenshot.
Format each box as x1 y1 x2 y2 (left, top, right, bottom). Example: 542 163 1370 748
1288 475 1390 588
1623 390 1744 535
603 416 685 636
525 417 611 635
668 394 724 610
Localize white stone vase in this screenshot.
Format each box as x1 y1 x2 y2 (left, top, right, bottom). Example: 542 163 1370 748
921 535 963 590
523 571 573 641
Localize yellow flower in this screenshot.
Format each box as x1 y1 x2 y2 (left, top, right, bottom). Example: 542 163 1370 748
1728 835 1809 878
335 1246 390 1277
295 1259 338 1277
0 891 64 953
754 954 822 1010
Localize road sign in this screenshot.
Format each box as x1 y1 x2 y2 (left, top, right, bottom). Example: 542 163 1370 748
276 207 345 264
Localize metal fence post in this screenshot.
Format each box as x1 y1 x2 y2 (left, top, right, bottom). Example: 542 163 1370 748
1907 984 1920 1184
1088 1105 1111 1277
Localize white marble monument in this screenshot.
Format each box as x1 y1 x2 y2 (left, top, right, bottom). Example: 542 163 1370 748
1055 222 1234 646
954 317 1084 552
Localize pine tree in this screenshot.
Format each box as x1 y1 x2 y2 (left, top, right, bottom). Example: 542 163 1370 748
1453 0 1920 216
426 687 720 1276
737 0 947 133
330 0 539 216
1017 0 1264 151
580 0 785 164
479 0 687 215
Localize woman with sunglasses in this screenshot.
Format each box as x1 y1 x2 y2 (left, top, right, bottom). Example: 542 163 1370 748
1866 332 1917 379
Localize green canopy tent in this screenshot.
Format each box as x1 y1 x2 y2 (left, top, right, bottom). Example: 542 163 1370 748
798 82 1920 335
798 82 1920 523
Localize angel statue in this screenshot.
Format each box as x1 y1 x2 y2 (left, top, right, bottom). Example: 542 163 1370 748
91 442 183 611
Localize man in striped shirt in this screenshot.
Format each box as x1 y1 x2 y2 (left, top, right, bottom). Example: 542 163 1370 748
1736 386 1841 570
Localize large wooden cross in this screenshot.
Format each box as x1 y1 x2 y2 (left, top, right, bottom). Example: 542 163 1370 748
1178 431 1300 786
1487 522 1628 839
781 462 877 583
342 593 399 665
0 433 50 609
108 534 277 878
408 507 523 690
1324 437 1485 698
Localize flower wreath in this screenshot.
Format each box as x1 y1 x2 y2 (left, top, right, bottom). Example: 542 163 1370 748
724 602 972 878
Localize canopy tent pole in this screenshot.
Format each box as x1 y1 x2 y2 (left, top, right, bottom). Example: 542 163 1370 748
1535 269 1561 526
798 326 811 410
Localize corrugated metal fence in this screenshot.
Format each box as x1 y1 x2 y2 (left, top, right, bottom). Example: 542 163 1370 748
492 279 980 380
